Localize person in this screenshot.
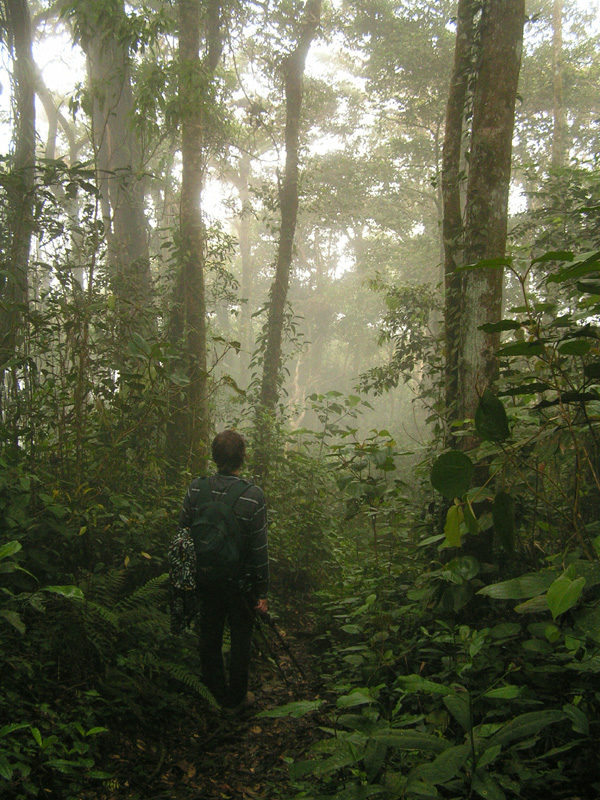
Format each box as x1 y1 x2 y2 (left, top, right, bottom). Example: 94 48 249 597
178 430 269 711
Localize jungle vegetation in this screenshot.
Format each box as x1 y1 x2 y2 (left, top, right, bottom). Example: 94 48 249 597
1 0 600 798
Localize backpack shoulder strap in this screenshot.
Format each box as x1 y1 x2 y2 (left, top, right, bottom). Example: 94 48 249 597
190 477 212 510
221 479 250 508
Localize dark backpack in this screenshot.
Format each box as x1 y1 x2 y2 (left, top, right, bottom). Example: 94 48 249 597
188 477 250 587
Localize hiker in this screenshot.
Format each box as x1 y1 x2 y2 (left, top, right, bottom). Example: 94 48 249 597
178 430 269 711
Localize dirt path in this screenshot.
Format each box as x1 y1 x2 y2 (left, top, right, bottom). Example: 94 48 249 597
103 608 327 799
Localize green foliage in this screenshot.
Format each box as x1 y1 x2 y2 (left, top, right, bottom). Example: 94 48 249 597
429 249 600 555
296 560 600 800
430 451 474 500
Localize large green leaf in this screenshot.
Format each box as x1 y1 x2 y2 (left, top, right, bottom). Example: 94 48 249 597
479 320 522 333
531 250 574 265
443 695 470 731
547 574 586 620
395 675 456 696
444 505 463 547
337 690 376 709
573 605 600 643
482 685 522 700
430 451 474 499
372 730 449 753
0 610 26 634
497 341 544 357
471 770 506 800
43 585 84 601
475 390 510 442
0 540 21 561
584 362 600 379
411 744 470 785
487 710 566 748
546 250 600 283
443 556 480 583
477 571 556 600
557 339 591 356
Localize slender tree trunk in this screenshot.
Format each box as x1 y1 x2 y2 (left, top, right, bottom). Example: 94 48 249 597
1 0 35 373
230 153 254 383
459 0 525 423
171 0 223 474
551 0 566 168
258 0 321 413
442 0 478 427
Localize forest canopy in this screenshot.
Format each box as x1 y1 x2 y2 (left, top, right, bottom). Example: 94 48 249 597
1 0 600 798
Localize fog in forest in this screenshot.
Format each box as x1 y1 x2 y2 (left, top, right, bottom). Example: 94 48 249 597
3 2 600 795
2 2 599 458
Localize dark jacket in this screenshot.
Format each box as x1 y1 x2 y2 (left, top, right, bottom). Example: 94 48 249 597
178 473 269 599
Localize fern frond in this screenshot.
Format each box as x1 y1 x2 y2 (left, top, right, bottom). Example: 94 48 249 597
118 610 171 640
87 569 127 606
116 574 169 612
85 601 120 628
161 661 216 703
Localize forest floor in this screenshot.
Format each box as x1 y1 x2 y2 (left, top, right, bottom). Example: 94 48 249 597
100 602 328 799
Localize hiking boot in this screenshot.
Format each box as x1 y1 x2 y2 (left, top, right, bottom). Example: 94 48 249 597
222 691 255 716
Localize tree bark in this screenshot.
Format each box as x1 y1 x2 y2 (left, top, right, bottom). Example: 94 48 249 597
441 0 478 427
1 0 35 370
171 0 223 473
458 0 525 423
73 0 151 320
259 0 321 413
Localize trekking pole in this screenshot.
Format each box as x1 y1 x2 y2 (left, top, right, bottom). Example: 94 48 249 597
252 611 292 686
256 609 306 680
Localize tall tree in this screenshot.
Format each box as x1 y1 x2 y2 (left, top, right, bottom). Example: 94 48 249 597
68 0 151 318
174 0 223 471
258 0 322 414
441 0 477 426
442 0 525 426
1 0 35 376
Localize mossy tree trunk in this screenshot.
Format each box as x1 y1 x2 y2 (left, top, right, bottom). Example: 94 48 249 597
458 0 525 424
442 0 525 429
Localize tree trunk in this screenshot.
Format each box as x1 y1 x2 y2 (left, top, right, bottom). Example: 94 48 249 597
258 0 321 413
1 0 35 373
171 0 223 474
458 0 525 423
229 153 254 383
441 0 478 428
551 0 566 168
73 0 151 321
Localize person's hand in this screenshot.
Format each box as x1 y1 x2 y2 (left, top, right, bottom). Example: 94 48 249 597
255 597 268 614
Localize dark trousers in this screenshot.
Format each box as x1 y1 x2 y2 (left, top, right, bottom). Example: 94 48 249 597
198 585 255 707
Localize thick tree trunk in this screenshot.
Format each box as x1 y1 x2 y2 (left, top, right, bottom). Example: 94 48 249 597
1 0 35 371
259 0 321 413
85 32 151 313
72 0 151 321
458 0 525 423
441 0 478 426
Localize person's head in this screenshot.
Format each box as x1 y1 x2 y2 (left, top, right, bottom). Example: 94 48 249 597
211 429 246 474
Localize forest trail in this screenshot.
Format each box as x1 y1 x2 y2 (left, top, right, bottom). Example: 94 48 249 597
104 604 326 799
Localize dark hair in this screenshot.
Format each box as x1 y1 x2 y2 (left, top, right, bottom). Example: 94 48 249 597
211 429 246 473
